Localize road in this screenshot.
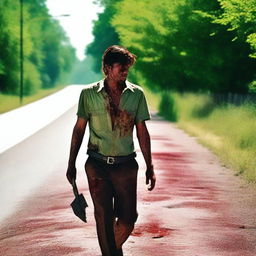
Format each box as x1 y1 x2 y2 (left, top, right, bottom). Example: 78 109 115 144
1 106 256 256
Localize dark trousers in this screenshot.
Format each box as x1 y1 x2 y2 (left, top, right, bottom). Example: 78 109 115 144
85 156 139 256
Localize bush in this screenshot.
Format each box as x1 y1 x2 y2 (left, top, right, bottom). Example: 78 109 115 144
23 61 41 95
190 94 215 118
158 92 177 121
248 80 256 93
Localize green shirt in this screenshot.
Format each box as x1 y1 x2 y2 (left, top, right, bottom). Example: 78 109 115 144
76 79 150 156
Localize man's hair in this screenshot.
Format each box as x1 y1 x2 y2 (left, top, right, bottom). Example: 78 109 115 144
102 45 136 75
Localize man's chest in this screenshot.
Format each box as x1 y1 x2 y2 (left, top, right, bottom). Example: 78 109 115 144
86 90 138 135
87 90 137 113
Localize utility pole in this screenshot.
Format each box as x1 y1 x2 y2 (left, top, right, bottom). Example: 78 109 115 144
19 0 24 104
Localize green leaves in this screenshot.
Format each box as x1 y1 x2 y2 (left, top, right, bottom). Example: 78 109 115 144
213 0 256 56
0 0 76 95
247 33 256 58
86 0 120 73
85 0 256 93
111 0 256 93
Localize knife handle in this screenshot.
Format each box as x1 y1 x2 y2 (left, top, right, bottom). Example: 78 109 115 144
72 179 79 197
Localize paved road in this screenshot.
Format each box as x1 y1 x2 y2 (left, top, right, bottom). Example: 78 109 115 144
0 85 82 153
1 106 256 255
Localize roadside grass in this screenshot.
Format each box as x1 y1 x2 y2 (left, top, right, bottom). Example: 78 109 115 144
154 91 256 183
143 87 161 111
0 85 66 114
174 93 256 182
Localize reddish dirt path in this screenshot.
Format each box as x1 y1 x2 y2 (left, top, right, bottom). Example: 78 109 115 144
1 116 256 256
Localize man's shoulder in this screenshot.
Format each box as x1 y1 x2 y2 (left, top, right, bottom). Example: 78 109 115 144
80 80 102 94
126 81 145 94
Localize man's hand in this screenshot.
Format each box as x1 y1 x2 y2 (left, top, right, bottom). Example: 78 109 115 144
146 165 156 191
66 166 77 185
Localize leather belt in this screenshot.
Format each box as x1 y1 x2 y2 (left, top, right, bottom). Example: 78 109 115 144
87 150 136 165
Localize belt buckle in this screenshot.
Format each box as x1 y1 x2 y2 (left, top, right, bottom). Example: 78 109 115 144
107 156 115 164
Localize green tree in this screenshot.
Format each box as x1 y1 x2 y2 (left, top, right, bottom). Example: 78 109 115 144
86 0 120 73
40 19 75 88
25 0 76 89
0 0 21 94
212 0 256 58
111 0 256 93
0 0 76 95
67 56 102 84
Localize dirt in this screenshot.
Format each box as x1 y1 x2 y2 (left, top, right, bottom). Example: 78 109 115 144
114 109 134 137
104 90 134 137
87 141 99 152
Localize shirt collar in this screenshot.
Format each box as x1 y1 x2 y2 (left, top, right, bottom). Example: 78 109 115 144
97 79 104 92
97 79 134 93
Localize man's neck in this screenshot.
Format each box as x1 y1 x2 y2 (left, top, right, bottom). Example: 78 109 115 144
104 78 125 92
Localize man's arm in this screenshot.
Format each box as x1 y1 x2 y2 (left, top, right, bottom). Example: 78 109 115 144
66 117 87 184
136 121 156 191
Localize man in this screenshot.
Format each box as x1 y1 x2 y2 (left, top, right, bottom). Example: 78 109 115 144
66 45 156 256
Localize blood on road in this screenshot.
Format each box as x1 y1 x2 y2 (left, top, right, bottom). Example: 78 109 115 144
0 114 256 256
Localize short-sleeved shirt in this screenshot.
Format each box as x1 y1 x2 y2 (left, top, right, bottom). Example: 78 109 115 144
76 79 150 156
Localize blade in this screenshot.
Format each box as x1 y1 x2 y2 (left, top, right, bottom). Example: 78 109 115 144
70 194 88 223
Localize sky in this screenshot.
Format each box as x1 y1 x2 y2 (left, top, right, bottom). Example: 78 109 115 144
46 0 103 60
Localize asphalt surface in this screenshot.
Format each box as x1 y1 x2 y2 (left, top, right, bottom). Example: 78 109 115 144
0 85 82 154
1 106 256 255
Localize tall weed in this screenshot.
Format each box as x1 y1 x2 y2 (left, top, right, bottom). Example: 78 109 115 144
173 93 256 182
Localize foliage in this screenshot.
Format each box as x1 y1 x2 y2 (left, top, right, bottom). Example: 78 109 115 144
40 19 75 88
67 55 102 84
248 80 256 93
111 0 256 93
212 0 256 58
0 0 76 95
0 0 20 94
206 0 256 91
23 60 42 95
86 0 120 73
158 92 177 121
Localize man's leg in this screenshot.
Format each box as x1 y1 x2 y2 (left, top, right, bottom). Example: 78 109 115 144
113 219 135 250
110 159 139 251
85 157 117 256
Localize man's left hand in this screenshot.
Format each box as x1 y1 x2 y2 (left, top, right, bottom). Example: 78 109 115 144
146 165 156 191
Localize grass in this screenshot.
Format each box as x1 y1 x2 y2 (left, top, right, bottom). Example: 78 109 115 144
147 89 256 183
174 93 256 182
0 85 66 114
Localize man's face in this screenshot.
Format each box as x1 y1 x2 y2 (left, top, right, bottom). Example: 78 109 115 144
106 63 131 82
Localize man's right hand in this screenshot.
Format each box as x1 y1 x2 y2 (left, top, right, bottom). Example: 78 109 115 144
66 166 77 185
